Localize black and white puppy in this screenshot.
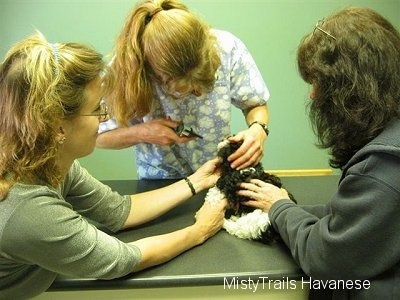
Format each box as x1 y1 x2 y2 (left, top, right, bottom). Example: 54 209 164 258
205 140 296 244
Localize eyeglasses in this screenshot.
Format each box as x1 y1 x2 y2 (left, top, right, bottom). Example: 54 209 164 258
151 72 199 98
79 101 109 122
162 86 200 98
314 19 337 40
161 81 201 98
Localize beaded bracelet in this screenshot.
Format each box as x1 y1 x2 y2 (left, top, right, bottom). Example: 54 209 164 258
184 177 196 196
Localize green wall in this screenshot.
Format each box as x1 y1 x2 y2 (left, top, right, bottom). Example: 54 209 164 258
1 0 399 180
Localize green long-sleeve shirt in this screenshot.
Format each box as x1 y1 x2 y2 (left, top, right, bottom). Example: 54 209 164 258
0 161 141 299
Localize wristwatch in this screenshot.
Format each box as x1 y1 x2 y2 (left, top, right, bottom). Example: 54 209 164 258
249 121 269 136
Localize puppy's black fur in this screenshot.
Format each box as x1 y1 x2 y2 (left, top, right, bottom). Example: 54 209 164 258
216 141 296 243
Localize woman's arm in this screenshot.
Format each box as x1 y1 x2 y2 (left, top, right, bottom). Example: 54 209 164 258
121 157 221 228
96 118 192 149
130 198 226 271
227 104 269 169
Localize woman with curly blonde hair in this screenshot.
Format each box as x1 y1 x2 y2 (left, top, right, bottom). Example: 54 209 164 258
97 0 270 179
0 32 226 299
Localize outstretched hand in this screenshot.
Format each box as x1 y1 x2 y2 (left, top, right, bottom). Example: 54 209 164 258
237 179 290 212
140 118 196 145
194 197 227 242
227 129 264 169
189 157 222 191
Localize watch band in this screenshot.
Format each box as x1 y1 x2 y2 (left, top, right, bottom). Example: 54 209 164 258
249 121 269 136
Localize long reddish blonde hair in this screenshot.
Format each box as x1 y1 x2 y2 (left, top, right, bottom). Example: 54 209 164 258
109 0 221 126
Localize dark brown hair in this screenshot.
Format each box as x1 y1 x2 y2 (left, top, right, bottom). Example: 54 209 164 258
298 7 400 168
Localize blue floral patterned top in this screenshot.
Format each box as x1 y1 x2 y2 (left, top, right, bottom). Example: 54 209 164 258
100 29 269 179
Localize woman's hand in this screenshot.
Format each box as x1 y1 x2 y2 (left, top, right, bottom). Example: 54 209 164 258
193 198 227 243
226 128 265 170
130 197 227 271
139 118 196 145
188 157 221 192
237 179 290 212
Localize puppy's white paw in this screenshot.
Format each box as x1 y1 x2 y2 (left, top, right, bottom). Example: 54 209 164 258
204 186 225 206
223 209 270 240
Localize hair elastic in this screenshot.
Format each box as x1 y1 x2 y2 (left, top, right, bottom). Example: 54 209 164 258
146 7 163 24
51 43 60 75
149 7 163 17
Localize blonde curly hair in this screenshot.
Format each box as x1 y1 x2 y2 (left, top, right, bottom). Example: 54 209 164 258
0 32 107 200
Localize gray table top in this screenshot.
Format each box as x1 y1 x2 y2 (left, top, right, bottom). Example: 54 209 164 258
49 175 339 291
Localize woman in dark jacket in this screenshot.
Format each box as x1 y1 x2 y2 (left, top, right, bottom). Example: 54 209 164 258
237 7 400 300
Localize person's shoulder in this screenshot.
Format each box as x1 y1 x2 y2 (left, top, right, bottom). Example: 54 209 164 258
1 183 65 227
62 160 91 189
211 29 245 53
212 29 241 43
361 118 400 155
8 182 60 200
70 159 83 173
